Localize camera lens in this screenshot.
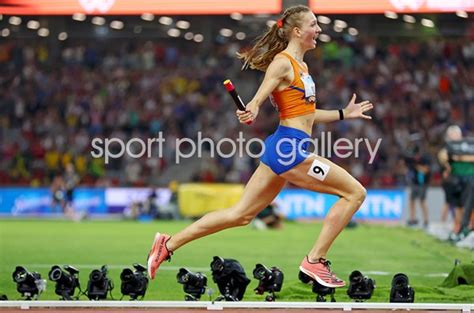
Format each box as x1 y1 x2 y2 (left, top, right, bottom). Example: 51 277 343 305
349 270 363 283
210 257 224 273
90 269 103 282
13 267 27 283
49 266 62 281
253 267 265 280
393 274 408 288
120 269 134 282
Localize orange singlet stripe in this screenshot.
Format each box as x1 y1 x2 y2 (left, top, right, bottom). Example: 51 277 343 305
270 52 317 119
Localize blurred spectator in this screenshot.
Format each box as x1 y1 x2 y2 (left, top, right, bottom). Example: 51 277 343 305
438 125 464 233
252 202 284 230
0 38 473 188
63 162 80 219
50 174 66 214
405 144 432 228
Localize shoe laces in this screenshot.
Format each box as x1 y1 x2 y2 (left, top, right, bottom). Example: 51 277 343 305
318 258 339 279
317 258 331 269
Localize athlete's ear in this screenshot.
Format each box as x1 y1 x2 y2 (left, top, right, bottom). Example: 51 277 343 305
294 27 302 38
291 26 301 38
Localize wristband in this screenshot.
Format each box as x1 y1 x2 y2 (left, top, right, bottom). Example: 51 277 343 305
339 109 344 120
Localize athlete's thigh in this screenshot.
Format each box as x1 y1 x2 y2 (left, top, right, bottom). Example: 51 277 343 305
233 162 286 216
279 154 364 198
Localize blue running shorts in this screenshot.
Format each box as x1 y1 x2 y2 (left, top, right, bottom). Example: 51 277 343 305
261 125 311 175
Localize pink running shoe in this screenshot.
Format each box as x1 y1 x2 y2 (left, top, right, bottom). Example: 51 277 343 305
147 233 172 280
299 256 345 288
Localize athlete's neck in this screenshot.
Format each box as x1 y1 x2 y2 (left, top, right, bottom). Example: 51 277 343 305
284 42 305 63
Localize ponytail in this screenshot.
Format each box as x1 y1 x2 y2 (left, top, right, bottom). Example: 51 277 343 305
237 5 311 72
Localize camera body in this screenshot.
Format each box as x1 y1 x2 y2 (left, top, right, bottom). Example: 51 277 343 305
176 268 207 301
120 263 148 300
390 273 415 303
48 265 80 300
253 264 284 301
87 265 113 300
12 266 46 300
210 256 250 301
298 271 335 302
347 270 375 301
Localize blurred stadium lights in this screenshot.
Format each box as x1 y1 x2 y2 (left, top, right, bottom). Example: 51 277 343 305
456 10 468 18
26 20 40 30
167 28 180 37
230 12 243 21
184 32 194 40
8 16 21 25
110 20 124 30
402 15 416 23
317 15 331 24
219 28 233 37
159 16 173 25
384 11 398 19
236 31 246 40
348 27 358 36
58 32 68 40
176 20 190 30
334 19 347 29
91 16 106 26
37 28 49 37
333 25 343 33
72 13 86 21
421 18 435 28
0 9 469 40
318 33 331 42
266 20 276 28
1 28 10 37
193 34 204 42
140 13 154 21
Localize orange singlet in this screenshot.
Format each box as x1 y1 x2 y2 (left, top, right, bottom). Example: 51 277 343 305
270 52 317 119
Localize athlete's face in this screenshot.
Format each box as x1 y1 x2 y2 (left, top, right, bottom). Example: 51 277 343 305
296 12 322 50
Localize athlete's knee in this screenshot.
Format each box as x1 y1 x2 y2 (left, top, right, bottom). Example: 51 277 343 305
347 184 367 206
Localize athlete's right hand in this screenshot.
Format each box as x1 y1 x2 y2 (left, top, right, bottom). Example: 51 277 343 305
236 103 259 124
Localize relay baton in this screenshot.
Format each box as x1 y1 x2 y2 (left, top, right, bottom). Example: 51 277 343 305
223 79 252 125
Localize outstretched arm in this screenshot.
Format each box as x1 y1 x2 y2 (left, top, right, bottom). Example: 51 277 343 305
314 94 373 123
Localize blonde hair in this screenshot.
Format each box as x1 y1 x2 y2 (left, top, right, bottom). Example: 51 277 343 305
445 125 462 141
237 5 311 72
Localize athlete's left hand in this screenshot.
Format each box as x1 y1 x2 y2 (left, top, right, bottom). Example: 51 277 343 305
344 94 373 120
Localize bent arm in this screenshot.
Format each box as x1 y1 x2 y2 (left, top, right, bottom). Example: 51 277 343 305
247 57 291 108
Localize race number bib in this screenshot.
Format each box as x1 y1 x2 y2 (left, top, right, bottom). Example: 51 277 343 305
300 73 316 102
307 158 330 181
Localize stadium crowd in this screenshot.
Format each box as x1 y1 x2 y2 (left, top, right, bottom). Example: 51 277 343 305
1 36 473 187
